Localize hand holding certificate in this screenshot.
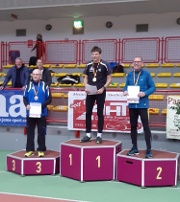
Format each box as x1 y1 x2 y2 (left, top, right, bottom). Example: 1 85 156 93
127 86 140 103
29 102 42 118
85 84 97 95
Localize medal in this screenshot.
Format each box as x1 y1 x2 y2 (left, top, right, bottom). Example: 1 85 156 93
33 82 40 101
133 70 141 85
92 62 100 82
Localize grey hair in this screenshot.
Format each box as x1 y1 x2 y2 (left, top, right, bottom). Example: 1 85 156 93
15 57 23 62
133 56 143 61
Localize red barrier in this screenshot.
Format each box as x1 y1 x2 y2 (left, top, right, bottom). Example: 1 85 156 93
164 36 180 63
1 36 180 67
45 40 79 64
121 37 161 63
81 39 118 64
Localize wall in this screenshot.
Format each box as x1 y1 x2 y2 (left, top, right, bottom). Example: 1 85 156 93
1 11 180 152
0 12 180 42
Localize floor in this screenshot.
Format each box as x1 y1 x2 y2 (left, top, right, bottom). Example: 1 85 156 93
0 150 180 202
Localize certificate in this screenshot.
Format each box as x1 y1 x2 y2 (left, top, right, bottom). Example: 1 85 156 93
29 102 42 118
85 84 97 95
127 86 140 103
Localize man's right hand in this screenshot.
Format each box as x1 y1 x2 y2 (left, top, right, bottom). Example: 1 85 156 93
85 89 90 94
123 91 129 96
0 86 4 90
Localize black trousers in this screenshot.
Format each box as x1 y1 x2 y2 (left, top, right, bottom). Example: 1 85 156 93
129 108 151 150
86 91 106 133
26 116 47 152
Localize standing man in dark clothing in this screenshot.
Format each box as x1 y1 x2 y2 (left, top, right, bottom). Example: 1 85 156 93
36 59 52 87
123 56 156 158
23 69 52 157
80 46 112 144
0 57 30 90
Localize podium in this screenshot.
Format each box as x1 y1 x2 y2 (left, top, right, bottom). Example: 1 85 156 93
7 150 60 176
116 149 180 187
61 139 122 181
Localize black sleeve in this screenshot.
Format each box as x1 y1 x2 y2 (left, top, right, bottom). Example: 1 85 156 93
23 97 28 107
2 68 12 87
42 88 52 108
32 43 37 51
46 70 52 87
83 64 89 75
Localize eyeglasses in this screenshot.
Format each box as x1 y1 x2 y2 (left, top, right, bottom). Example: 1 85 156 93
32 74 41 76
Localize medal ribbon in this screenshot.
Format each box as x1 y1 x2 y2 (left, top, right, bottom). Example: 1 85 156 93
93 62 100 78
33 82 40 97
133 70 141 85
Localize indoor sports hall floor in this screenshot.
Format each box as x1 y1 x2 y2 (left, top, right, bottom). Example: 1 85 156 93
0 151 180 202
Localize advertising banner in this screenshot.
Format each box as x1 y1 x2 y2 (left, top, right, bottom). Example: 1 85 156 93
68 91 143 133
0 90 26 126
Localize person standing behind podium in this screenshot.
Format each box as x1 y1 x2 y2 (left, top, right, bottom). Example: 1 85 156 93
36 59 52 87
0 57 30 90
80 46 112 144
23 69 52 157
123 56 156 158
31 33 44 59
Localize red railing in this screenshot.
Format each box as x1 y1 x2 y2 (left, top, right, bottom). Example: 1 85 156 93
81 39 118 63
164 36 180 63
121 37 161 63
1 36 180 67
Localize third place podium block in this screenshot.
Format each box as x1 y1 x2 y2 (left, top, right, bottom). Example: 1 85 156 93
61 139 122 181
7 150 60 176
116 149 180 187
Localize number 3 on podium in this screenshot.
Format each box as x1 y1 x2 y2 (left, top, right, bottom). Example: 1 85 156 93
36 162 42 173
12 160 16 171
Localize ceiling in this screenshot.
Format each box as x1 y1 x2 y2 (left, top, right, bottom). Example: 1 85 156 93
0 0 179 21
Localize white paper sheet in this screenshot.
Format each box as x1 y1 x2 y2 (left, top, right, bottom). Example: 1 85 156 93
127 86 140 103
85 84 97 95
29 102 42 118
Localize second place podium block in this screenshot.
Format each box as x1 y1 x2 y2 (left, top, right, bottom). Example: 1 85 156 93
61 139 122 181
116 149 180 187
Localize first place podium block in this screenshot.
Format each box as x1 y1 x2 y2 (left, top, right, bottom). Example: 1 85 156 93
61 139 122 181
116 149 180 187
7 150 60 176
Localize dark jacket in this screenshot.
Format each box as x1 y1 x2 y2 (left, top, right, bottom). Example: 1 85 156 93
2 65 30 88
41 68 52 87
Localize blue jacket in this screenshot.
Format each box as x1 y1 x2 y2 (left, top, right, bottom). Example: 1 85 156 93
2 64 30 88
23 81 52 117
123 69 156 108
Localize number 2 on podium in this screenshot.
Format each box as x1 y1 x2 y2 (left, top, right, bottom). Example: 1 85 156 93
156 167 162 180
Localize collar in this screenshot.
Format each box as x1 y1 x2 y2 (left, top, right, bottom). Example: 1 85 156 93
32 81 40 85
134 68 142 73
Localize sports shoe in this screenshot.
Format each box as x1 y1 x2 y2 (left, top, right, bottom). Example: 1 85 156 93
145 149 152 158
96 136 102 144
38 151 45 157
80 136 91 143
127 147 139 156
24 151 34 157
